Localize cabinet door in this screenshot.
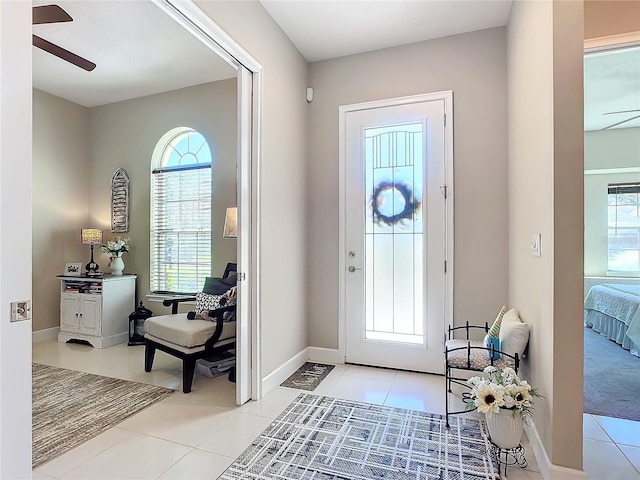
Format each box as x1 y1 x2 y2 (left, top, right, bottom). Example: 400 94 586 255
60 294 80 332
79 295 102 336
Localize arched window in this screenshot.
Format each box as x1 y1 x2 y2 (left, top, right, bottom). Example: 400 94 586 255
150 127 212 293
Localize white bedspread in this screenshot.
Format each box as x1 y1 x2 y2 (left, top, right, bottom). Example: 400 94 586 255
584 284 640 346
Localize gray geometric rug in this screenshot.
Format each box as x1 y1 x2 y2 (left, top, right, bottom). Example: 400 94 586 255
32 363 175 468
280 362 335 391
220 393 499 479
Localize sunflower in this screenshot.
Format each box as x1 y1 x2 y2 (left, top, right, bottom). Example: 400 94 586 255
474 383 505 414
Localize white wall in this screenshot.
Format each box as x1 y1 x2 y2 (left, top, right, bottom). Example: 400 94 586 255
584 128 640 276
0 1 33 477
306 27 509 348
32 90 91 331
195 0 309 378
508 0 584 474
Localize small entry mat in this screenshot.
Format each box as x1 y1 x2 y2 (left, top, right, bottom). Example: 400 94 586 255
280 362 335 391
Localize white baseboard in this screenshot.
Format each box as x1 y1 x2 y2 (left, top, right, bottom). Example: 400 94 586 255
262 348 309 394
32 327 59 343
307 347 342 364
525 421 587 480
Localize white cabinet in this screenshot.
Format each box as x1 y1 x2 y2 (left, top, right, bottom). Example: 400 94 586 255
57 274 137 348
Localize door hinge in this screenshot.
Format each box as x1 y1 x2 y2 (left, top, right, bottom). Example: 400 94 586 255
238 272 246 281
444 260 447 273
444 113 446 126
441 185 448 199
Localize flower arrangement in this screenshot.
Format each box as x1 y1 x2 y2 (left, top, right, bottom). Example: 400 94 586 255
467 366 542 423
101 236 130 257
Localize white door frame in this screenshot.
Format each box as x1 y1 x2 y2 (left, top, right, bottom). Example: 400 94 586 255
338 92 455 363
154 0 263 400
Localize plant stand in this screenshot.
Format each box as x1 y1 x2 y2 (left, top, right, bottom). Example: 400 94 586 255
490 442 527 478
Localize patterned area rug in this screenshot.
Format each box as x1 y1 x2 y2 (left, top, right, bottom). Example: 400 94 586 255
32 363 175 468
221 393 499 479
280 362 335 391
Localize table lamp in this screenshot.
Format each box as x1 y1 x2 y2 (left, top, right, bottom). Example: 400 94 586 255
223 207 237 238
81 228 103 276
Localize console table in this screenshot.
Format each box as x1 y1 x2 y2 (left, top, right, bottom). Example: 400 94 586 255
56 274 137 348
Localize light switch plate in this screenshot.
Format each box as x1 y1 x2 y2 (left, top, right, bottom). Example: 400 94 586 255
10 300 31 322
531 234 541 257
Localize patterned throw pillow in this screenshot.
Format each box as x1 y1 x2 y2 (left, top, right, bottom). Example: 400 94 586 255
195 292 225 314
488 305 507 339
193 288 238 322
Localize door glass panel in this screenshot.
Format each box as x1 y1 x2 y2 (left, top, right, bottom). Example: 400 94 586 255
364 122 424 344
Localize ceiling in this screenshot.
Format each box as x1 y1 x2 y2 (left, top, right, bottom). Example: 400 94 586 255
31 1 640 131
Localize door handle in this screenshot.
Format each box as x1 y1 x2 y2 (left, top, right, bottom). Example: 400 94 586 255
348 266 362 273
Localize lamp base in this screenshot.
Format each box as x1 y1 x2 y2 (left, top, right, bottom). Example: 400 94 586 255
85 244 101 276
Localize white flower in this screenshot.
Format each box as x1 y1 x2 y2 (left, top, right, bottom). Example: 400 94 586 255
474 383 505 414
466 367 542 423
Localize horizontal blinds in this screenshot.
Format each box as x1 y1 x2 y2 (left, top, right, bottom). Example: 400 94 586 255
151 166 212 293
608 183 640 195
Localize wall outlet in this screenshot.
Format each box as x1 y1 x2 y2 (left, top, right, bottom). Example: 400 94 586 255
531 233 541 257
10 300 31 322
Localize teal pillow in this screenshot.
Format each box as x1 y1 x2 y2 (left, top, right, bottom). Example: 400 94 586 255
485 335 501 361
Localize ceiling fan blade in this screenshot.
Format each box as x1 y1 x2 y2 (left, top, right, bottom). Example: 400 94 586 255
601 114 640 130
33 35 96 72
603 109 640 116
33 5 72 25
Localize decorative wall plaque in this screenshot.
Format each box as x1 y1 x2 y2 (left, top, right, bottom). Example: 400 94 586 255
111 168 130 232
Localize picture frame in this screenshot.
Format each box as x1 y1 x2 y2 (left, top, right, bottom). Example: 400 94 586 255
64 263 83 276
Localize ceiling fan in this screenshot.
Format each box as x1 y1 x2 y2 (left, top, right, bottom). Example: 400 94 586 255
601 109 640 130
33 4 96 72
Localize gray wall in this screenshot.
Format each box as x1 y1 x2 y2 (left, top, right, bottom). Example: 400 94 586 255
32 89 91 331
508 0 584 471
306 27 509 348
32 79 237 332
87 80 238 312
195 0 310 378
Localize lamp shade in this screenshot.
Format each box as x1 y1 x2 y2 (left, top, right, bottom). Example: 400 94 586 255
81 228 103 245
223 207 237 238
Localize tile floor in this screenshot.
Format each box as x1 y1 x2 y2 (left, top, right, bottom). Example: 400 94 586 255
32 339 639 480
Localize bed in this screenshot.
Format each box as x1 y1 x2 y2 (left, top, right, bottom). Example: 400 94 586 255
584 283 640 357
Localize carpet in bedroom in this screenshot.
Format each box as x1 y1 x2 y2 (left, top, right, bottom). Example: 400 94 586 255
584 327 640 422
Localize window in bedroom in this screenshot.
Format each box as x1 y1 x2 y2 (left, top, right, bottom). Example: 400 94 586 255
151 127 212 293
608 183 640 272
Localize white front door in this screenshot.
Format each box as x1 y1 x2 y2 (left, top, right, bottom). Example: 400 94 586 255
341 93 453 374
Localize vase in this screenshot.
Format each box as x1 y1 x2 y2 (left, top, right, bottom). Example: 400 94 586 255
485 408 524 449
110 255 125 276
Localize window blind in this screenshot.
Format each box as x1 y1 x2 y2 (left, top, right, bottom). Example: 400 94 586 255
151 166 212 293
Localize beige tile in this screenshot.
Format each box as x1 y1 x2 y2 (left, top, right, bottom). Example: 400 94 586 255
60 433 191 480
342 364 398 381
385 372 446 414
619 444 640 473
239 387 301 418
321 374 392 405
594 416 640 447
36 427 133 479
157 448 234 479
118 401 237 447
583 438 640 480
32 471 57 480
197 412 273 458
584 414 612 442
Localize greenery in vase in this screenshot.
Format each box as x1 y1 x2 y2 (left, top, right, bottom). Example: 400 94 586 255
101 236 130 257
466 366 542 423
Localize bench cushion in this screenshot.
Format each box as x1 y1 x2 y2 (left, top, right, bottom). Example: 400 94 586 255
445 339 516 370
144 314 235 348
